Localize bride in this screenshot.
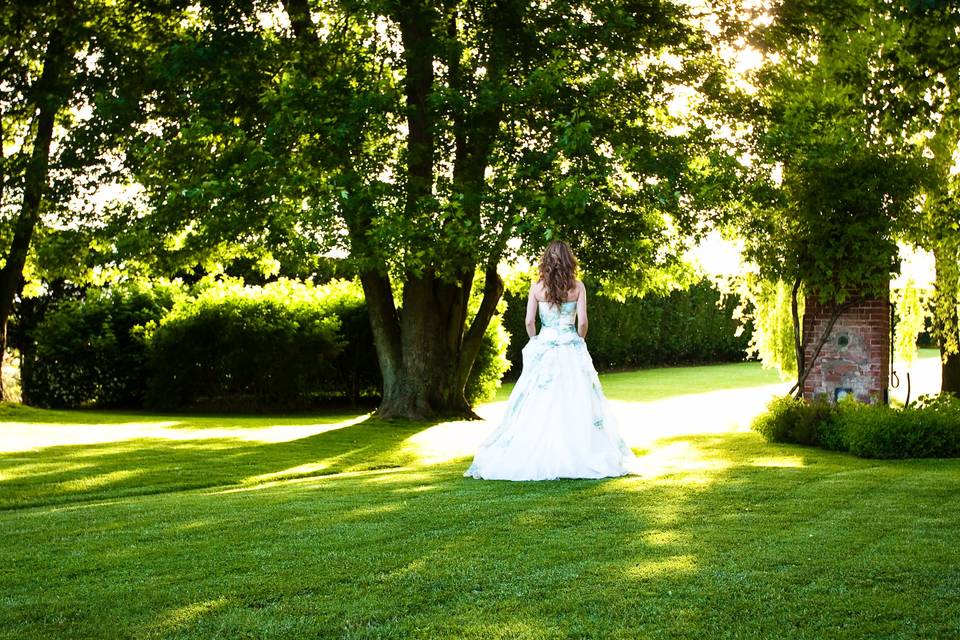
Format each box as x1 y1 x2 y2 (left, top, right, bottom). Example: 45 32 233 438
465 240 639 481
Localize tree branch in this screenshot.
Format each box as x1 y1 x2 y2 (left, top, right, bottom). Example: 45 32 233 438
457 261 505 388
791 276 803 385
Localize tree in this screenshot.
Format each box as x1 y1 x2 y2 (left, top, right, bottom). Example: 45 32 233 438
866 0 960 395
120 0 732 418
733 0 923 396
0 0 187 397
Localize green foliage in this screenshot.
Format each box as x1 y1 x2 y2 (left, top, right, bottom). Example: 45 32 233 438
465 315 511 405
22 282 181 408
324 281 382 405
839 396 960 459
502 276 750 375
742 278 802 380
22 277 510 410
119 0 729 286
0 2 193 294
737 2 924 308
145 278 347 410
104 0 740 419
750 395 837 448
752 393 960 458
893 277 927 366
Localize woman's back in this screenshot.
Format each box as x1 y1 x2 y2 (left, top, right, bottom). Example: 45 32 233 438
538 299 578 329
529 278 587 339
464 240 637 481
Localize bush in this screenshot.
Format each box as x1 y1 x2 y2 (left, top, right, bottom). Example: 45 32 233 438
502 276 751 376
840 395 960 459
751 393 960 459
750 395 837 447
23 276 511 411
465 314 511 405
22 282 181 408
316 280 381 404
145 278 346 410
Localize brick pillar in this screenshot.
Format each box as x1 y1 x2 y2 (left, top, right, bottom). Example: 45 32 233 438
801 292 889 404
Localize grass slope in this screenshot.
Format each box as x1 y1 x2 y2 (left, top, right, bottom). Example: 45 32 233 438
2 360 959 639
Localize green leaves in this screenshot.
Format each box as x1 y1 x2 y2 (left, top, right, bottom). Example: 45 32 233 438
91 0 731 295
738 0 924 305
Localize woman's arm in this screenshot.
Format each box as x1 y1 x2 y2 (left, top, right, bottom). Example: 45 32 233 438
525 283 539 338
576 280 588 338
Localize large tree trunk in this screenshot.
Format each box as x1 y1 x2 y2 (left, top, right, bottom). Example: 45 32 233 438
373 3 478 420
932 244 960 396
379 273 469 419
282 0 508 420
0 20 68 400
373 267 504 420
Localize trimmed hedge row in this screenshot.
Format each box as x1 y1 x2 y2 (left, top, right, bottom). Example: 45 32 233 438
502 277 751 376
751 394 960 459
23 278 509 410
22 283 180 408
146 279 357 410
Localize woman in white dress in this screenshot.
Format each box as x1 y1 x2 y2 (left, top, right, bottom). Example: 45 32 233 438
465 240 639 481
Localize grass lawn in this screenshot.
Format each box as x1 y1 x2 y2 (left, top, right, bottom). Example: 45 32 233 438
2 359 959 639
494 359 785 403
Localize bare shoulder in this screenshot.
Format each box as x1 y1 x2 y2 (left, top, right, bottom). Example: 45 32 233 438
530 280 544 299
576 280 586 295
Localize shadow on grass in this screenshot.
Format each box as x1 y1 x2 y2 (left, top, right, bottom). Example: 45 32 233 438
0 415 449 511
0 402 363 428
3 426 960 639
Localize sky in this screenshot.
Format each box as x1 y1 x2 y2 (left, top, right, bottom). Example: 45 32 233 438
688 231 937 290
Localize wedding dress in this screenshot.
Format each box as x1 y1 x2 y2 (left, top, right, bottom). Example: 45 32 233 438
465 300 639 481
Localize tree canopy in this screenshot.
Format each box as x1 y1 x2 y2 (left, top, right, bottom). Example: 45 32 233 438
4 0 958 412
98 0 736 417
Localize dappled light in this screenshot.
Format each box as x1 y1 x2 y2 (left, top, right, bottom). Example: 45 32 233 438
749 455 805 468
0 413 371 454
59 469 144 493
627 554 699 580
399 379 791 469
400 419 489 465
151 598 230 637
3 0 958 634
631 440 735 483
245 462 334 484
0 364 800 511
2 372 959 639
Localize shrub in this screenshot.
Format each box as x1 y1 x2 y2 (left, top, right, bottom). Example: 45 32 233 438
750 395 837 447
465 314 511 405
145 278 346 410
144 276 509 410
839 395 960 459
751 393 960 459
22 282 181 408
502 276 751 376
316 280 381 404
24 276 511 411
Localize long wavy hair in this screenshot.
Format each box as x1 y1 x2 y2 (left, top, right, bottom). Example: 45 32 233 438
538 240 578 306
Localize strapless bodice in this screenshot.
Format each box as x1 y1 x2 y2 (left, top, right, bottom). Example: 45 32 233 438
538 300 577 329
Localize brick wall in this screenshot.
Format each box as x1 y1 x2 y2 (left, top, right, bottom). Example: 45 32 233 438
801 293 889 404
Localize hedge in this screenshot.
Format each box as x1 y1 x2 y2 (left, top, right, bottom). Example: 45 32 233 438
21 282 181 408
751 394 960 459
502 277 751 376
145 279 348 410
23 278 509 411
